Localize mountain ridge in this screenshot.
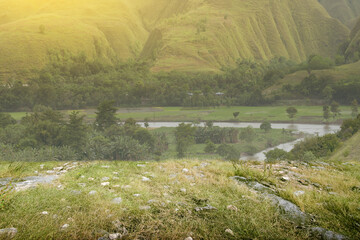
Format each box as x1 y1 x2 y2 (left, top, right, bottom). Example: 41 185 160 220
0 0 350 78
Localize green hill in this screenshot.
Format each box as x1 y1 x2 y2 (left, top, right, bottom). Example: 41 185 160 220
330 132 360 162
263 60 360 97
318 0 360 28
0 0 350 77
345 18 360 60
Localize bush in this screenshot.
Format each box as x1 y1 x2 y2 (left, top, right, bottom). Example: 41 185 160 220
291 134 340 160
0 113 16 128
302 151 317 162
216 144 240 160
265 148 289 164
260 121 272 132
204 140 216 154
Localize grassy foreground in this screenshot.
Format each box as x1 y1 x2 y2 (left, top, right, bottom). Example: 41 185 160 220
1 154 359 239
1 160 307 240
9 105 353 123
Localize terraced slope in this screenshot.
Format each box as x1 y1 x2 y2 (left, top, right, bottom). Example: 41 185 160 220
0 0 350 76
319 0 360 28
345 18 360 60
144 0 349 71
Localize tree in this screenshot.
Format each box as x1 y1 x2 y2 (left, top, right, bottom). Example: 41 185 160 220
239 126 256 143
260 121 272 132
265 148 289 174
216 144 240 160
351 99 358 118
204 140 216 154
144 118 150 128
322 86 333 103
286 107 298 121
330 101 341 119
175 123 196 158
0 113 16 128
233 112 240 119
61 111 88 150
95 100 118 131
323 105 331 122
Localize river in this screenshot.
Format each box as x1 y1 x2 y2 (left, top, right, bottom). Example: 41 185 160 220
139 122 341 161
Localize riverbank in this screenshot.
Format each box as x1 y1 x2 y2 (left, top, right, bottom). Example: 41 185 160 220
1 158 359 239
8 106 352 124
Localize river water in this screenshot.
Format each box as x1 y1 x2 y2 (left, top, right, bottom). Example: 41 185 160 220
139 122 341 161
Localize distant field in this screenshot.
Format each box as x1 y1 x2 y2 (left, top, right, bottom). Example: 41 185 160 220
8 105 353 123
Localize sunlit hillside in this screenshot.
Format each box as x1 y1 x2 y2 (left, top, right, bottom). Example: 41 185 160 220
0 0 349 76
319 0 360 28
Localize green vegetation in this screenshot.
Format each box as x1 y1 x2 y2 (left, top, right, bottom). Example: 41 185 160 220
319 0 360 27
151 127 297 160
0 0 349 76
0 160 313 240
7 105 355 124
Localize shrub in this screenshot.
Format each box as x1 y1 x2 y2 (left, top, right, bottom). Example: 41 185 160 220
302 151 317 162
291 134 340 160
216 144 240 160
265 148 289 164
204 140 216 154
260 121 272 132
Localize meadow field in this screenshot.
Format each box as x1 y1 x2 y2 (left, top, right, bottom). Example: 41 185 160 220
8 106 352 123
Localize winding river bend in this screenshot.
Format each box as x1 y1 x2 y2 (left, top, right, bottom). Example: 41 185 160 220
139 122 341 161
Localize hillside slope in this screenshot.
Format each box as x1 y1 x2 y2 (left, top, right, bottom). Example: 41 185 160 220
0 0 350 76
330 132 360 162
144 0 349 71
345 18 360 60
263 60 360 96
319 0 360 28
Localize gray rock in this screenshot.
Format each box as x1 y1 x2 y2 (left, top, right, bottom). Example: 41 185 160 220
0 228 17 238
139 205 151 210
247 181 276 194
109 233 121 240
61 224 69 230
89 190 97 195
310 227 348 240
71 190 82 195
230 176 247 182
227 205 238 211
195 204 217 212
102 177 110 181
294 191 305 197
141 176 151 182
225 229 234 236
280 176 290 182
269 194 308 225
184 237 193 240
112 197 122 204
